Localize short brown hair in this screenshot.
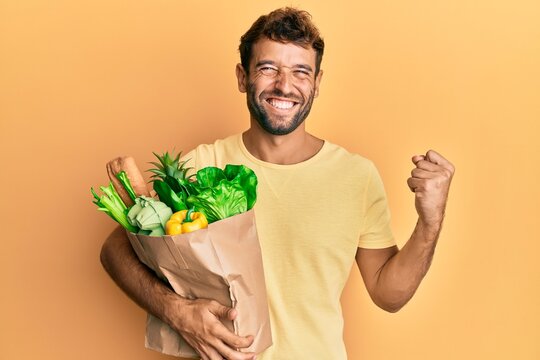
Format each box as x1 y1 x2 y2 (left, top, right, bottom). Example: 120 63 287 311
239 7 325 75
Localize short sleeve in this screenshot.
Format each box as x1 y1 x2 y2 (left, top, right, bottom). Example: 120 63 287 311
358 162 396 249
180 144 217 174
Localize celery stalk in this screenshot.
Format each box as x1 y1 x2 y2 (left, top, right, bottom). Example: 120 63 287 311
116 171 137 202
91 183 138 232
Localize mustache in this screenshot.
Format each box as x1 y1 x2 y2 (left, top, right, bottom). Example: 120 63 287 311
262 89 302 102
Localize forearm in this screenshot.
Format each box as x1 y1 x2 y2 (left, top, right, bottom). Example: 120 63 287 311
373 218 442 312
100 226 188 323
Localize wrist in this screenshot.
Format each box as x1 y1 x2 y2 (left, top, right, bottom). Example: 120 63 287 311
162 291 190 330
417 216 443 239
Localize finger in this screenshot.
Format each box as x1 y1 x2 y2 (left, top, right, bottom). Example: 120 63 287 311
425 150 455 173
412 155 425 165
213 339 257 360
411 168 437 179
209 301 236 321
218 328 255 350
201 344 223 360
425 150 444 164
206 302 253 349
407 177 424 192
184 338 215 360
414 159 441 172
228 308 237 321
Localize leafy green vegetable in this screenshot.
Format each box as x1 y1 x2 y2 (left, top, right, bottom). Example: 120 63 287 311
187 182 248 224
186 164 258 224
91 183 138 232
224 164 258 210
153 180 188 212
196 167 226 188
147 148 259 224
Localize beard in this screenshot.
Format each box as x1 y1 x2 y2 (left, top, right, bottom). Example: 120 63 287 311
246 83 315 136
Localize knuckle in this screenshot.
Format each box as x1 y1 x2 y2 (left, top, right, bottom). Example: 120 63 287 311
207 322 220 334
426 178 441 191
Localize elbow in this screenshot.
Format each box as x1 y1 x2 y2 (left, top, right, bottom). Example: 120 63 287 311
372 291 412 313
100 236 113 274
377 301 406 313
100 240 110 270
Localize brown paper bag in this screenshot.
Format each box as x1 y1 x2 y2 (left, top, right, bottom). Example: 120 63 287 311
126 209 272 358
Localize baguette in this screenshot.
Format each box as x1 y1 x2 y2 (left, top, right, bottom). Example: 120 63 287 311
106 156 151 207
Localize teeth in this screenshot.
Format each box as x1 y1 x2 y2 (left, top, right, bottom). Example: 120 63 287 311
268 99 295 109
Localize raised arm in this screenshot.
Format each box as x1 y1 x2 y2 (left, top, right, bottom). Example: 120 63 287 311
100 226 257 360
356 150 455 312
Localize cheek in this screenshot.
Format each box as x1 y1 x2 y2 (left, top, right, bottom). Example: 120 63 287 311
249 81 276 98
249 73 268 86
297 82 316 98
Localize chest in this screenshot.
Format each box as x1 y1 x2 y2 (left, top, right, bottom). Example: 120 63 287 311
253 167 365 260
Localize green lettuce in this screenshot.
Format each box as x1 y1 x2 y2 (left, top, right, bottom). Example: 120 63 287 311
187 165 258 224
224 164 258 210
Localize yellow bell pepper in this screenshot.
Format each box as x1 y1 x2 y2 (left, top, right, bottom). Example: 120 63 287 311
165 208 208 235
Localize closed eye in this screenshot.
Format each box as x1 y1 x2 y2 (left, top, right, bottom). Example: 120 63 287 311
259 67 278 76
294 70 310 79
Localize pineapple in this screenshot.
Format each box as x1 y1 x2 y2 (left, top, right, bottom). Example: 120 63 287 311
148 151 197 210
148 150 193 184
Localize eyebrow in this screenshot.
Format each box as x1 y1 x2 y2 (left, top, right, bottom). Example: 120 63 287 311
255 60 313 73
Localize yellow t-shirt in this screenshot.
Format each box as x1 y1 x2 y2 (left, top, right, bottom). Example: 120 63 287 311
184 134 395 360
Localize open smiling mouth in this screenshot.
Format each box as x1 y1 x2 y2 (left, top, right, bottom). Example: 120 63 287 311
265 98 299 110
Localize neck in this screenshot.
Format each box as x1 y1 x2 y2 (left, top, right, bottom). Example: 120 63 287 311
242 121 324 165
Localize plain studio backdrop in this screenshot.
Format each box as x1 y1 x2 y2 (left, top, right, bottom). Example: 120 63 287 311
1 1 539 359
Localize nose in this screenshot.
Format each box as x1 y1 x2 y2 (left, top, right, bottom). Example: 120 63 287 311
274 70 293 94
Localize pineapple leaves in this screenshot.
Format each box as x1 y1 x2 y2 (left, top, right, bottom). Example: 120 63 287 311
148 150 193 181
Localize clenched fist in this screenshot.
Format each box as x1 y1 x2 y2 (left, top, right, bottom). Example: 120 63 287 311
407 150 455 227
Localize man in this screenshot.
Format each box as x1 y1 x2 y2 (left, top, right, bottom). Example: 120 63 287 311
101 7 454 360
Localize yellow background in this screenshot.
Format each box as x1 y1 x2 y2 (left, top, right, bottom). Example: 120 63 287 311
1 1 539 359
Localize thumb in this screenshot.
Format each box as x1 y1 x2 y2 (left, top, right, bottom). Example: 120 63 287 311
412 154 425 165
210 302 237 320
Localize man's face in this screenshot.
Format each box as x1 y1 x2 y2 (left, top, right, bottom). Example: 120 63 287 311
236 38 323 135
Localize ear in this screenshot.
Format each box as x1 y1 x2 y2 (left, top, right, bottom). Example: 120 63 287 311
236 63 248 93
314 69 323 98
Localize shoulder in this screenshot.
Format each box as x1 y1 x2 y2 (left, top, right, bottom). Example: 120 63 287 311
182 134 242 170
191 134 239 154
321 141 377 176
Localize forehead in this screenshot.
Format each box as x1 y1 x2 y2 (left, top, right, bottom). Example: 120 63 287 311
250 38 317 69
